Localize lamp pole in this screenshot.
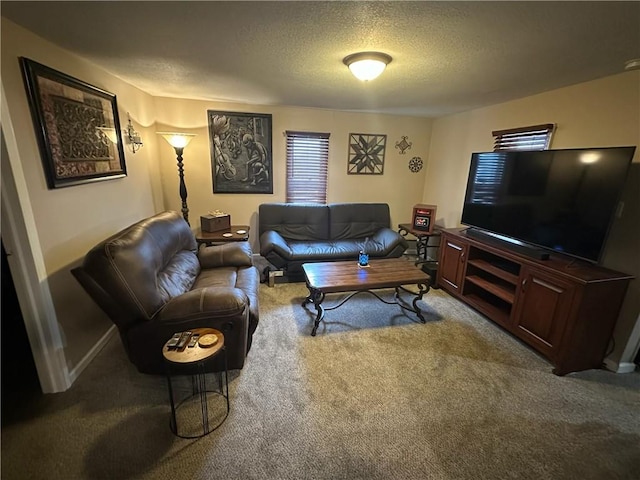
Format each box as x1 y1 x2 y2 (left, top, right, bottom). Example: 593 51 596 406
157 132 196 227
174 146 189 225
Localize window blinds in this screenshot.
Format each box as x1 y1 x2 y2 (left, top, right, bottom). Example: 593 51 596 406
492 124 555 151
285 131 330 204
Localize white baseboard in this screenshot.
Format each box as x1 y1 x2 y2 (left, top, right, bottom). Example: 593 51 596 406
68 325 117 384
603 358 638 374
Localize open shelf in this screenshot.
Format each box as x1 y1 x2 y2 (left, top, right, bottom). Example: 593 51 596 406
465 275 515 304
463 292 511 327
467 259 519 285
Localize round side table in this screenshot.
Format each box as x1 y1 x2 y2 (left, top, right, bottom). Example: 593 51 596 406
162 328 229 438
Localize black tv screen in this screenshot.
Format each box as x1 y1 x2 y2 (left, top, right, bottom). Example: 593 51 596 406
460 146 636 263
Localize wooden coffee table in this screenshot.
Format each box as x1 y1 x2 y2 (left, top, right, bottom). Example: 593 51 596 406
302 258 432 336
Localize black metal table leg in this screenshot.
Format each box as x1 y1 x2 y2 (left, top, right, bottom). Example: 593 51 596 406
412 282 430 323
164 334 230 439
303 285 326 336
311 289 325 336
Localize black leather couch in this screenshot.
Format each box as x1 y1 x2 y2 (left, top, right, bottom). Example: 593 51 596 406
259 203 408 280
73 211 259 374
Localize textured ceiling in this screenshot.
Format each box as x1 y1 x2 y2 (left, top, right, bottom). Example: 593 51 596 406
2 1 639 117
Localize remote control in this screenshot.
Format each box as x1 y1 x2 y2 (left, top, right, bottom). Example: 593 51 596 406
176 331 192 350
166 332 181 348
188 334 200 348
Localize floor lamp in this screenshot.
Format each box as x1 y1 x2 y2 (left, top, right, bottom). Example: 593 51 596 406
158 132 196 225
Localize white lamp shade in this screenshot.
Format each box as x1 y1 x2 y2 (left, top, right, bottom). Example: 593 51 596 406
157 132 196 149
343 52 392 81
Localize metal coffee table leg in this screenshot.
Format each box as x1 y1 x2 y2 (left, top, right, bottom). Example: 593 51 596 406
394 281 430 323
303 287 325 336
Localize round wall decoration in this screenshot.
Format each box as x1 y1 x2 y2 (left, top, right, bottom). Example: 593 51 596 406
408 156 423 173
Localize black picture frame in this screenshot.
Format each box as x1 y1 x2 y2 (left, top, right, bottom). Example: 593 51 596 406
207 110 273 194
20 57 127 189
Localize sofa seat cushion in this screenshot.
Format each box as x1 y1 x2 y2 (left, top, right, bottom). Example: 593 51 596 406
193 266 239 288
269 226 406 261
287 240 359 260
158 286 248 322
192 265 260 347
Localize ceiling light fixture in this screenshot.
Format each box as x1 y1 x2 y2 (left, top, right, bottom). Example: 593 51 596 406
343 51 392 81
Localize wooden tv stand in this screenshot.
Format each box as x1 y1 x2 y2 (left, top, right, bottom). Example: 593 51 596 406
436 228 633 375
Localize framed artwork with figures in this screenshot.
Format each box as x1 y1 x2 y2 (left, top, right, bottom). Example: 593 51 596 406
207 110 273 194
20 57 127 189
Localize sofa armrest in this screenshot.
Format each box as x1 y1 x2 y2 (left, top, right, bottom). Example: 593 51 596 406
157 286 249 323
259 230 293 259
370 227 409 255
198 242 253 269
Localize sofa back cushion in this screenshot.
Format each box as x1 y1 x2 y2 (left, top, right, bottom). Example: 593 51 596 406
259 203 330 240
80 211 199 328
329 203 391 240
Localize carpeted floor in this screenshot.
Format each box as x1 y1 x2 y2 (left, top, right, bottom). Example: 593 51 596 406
2 282 639 480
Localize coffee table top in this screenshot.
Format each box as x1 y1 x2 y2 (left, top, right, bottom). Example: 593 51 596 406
302 258 430 293
162 328 224 365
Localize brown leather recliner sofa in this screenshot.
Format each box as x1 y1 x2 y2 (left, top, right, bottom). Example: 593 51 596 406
72 211 259 374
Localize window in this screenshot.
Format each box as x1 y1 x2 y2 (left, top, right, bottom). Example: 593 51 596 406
286 131 330 204
492 123 555 151
475 124 555 203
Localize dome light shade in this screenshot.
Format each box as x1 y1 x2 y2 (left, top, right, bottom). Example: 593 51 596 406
343 52 392 81
157 132 196 149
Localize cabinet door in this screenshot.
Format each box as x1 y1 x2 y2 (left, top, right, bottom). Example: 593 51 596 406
513 267 575 358
438 236 467 294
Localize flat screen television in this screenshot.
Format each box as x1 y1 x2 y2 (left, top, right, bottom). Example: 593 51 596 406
460 146 636 263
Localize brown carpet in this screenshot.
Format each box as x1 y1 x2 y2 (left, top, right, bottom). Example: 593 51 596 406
2 282 639 479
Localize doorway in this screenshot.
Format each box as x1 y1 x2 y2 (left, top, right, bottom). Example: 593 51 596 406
1 240 41 425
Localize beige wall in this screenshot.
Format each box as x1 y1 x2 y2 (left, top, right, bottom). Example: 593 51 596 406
153 97 432 252
423 71 640 368
1 19 162 376
423 71 640 226
3 15 637 388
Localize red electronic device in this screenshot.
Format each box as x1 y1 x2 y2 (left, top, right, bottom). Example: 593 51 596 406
412 204 437 234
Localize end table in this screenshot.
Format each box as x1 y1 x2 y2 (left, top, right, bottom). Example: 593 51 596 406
398 223 442 286
162 328 229 438
195 225 250 246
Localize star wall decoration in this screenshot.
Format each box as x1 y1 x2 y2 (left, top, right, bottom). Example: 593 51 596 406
348 133 387 174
